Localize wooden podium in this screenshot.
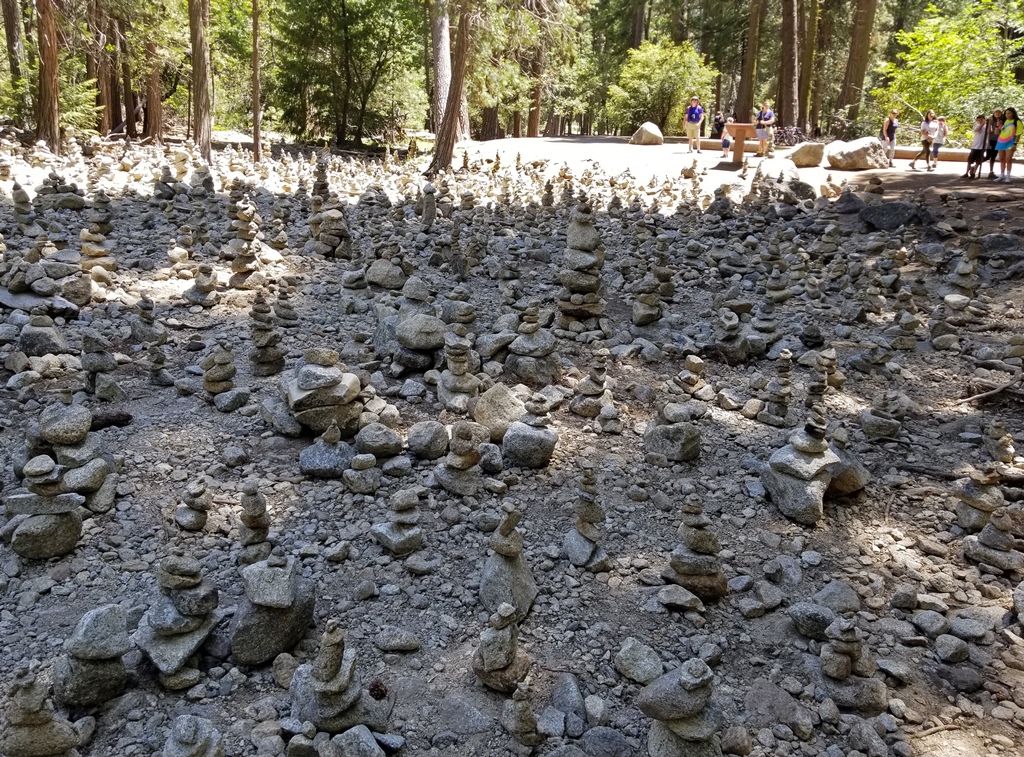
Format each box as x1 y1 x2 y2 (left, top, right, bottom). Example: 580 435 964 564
723 122 758 163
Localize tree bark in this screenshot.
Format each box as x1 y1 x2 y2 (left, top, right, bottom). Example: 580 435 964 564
798 0 818 131
480 105 498 141
527 55 542 137
735 0 762 121
189 0 212 161
836 0 879 131
777 0 799 128
88 1 113 134
809 0 840 133
426 2 471 176
512 110 521 138
142 40 163 143
628 2 645 48
107 17 122 132
252 0 261 161
2 0 28 125
118 18 136 137
36 0 59 152
428 0 451 133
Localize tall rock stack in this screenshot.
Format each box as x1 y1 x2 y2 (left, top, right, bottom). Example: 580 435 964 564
479 505 539 621
79 190 117 275
555 200 607 339
310 197 352 259
503 394 559 469
563 465 611 572
133 553 223 689
961 477 1024 574
437 333 481 414
636 658 720 757
131 297 169 346
54 604 129 707
290 620 380 733
229 550 316 666
472 603 531 693
12 181 43 236
201 341 236 396
757 349 793 427
569 348 614 418
227 195 266 289
761 408 839 526
662 499 728 602
435 420 489 497
505 305 562 387
0 665 80 757
236 480 273 564
80 328 125 401
248 291 286 376
371 486 425 556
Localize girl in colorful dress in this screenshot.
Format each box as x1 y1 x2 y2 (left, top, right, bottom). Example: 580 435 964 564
995 107 1021 183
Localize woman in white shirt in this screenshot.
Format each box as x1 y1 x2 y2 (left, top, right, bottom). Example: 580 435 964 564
909 110 938 171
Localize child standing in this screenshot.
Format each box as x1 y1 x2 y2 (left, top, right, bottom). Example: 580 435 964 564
995 106 1021 182
910 110 938 171
721 117 735 158
930 116 948 168
965 115 988 179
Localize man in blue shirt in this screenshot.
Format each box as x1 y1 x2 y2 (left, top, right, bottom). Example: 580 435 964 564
685 96 704 154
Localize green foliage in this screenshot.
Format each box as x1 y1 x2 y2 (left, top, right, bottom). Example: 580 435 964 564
872 0 1024 142
606 40 717 133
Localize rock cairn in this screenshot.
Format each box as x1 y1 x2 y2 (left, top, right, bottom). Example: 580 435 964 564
200 340 236 396
0 665 80 757
248 291 286 376
174 478 213 531
503 392 559 468
958 476 1024 573
563 465 611 572
229 549 315 666
159 715 224 757
505 305 561 387
472 602 531 693
80 327 125 401
183 263 220 308
859 391 903 440
290 620 381 733
80 190 117 275
570 348 614 419
133 552 222 689
310 197 352 258
271 348 362 435
984 419 1015 463
757 349 793 427
147 344 175 387
54 604 129 707
131 297 168 346
227 195 265 289
226 481 270 565
437 334 481 414
435 420 489 497
555 200 606 339
479 505 538 621
820 617 875 681
761 409 839 526
501 682 543 746
12 181 43 236
371 486 425 556
643 402 702 464
662 498 727 604
636 658 719 757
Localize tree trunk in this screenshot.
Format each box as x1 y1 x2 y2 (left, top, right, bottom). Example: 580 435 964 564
628 2 645 48
190 0 212 161
735 0 762 121
809 0 840 134
339 0 353 144
798 0 818 131
836 0 879 131
36 0 59 152
512 110 521 138
142 40 163 143
426 3 471 176
88 1 113 134
527 53 542 137
2 0 28 125
252 0 261 161
107 17 122 132
481 105 498 141
458 91 469 141
428 0 450 133
118 19 136 137
777 0 798 128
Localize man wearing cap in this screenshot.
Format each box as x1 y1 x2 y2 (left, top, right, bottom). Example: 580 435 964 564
684 96 704 154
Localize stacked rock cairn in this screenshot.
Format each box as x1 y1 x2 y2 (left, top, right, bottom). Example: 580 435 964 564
435 420 489 497
133 553 222 688
54 604 129 707
663 498 728 603
554 199 607 339
174 478 214 531
79 189 117 274
636 658 721 757
505 305 562 387
760 408 840 526
236 480 273 564
563 464 612 572
276 348 363 436
159 715 224 757
248 290 286 376
371 486 425 556
472 602 532 693
183 263 220 308
479 505 539 621
227 195 266 289
958 475 1024 573
502 393 559 469
0 665 80 757
80 327 125 401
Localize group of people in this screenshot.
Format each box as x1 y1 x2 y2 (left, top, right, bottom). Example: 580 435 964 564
882 108 1021 182
684 96 777 158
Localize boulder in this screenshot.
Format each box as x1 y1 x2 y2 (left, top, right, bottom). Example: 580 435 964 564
629 122 664 146
859 201 931 231
788 141 825 167
826 137 889 170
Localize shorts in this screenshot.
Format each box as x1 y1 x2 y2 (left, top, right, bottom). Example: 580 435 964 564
685 122 700 139
996 142 1016 151
721 138 731 148
968 148 986 164
756 127 770 141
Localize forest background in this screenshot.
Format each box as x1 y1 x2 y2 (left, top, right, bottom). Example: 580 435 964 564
1 0 1023 168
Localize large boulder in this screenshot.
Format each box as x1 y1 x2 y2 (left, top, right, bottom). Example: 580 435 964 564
826 137 889 170
859 201 931 231
629 122 664 146
788 141 826 167
751 158 816 203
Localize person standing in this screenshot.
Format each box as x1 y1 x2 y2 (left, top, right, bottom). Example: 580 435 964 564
882 109 899 167
755 100 775 157
931 116 949 165
685 96 705 153
909 110 938 171
987 108 1004 179
711 111 724 139
995 106 1021 182
965 114 989 179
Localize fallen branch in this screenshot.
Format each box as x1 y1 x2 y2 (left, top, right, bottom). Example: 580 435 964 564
955 370 1023 405
895 463 967 481
911 723 962 739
